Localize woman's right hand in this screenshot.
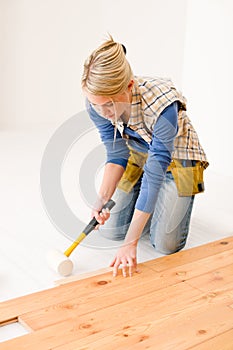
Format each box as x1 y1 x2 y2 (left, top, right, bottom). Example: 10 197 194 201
92 207 110 226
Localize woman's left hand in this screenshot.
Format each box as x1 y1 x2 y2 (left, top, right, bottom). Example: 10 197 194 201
110 243 139 277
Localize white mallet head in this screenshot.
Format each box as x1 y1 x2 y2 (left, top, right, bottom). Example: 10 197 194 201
46 249 73 276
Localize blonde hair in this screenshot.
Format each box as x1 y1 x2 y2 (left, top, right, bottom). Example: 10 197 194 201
82 35 133 96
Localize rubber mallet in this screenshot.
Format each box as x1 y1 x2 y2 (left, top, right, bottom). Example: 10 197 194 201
46 199 115 276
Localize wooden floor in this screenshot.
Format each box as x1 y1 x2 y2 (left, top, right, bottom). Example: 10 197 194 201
1 237 233 350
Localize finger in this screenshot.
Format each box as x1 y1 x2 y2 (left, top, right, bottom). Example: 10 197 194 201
122 265 127 278
96 213 104 225
101 208 110 220
94 208 110 225
100 210 110 224
113 262 120 277
128 258 136 277
110 258 120 277
109 257 117 267
135 262 140 274
128 258 137 276
121 258 128 278
91 211 103 227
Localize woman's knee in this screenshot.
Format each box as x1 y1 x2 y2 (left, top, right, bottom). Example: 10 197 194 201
154 240 186 255
99 223 128 241
150 231 188 255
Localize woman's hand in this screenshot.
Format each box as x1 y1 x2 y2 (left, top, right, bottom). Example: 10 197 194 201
92 163 125 227
109 209 151 277
110 243 139 277
92 207 110 226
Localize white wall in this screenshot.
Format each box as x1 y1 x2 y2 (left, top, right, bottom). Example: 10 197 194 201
1 0 232 174
1 0 187 128
182 0 233 174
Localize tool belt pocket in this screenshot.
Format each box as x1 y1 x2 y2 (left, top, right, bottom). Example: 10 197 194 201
117 149 148 193
169 159 205 197
117 161 144 193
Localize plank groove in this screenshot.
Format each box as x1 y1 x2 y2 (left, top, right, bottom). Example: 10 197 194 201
0 236 233 349
187 329 233 350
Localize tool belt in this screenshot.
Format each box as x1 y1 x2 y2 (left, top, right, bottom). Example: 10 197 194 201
117 148 148 193
117 147 206 197
167 159 205 197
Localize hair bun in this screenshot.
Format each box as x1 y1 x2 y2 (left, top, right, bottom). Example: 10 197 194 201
121 44 127 55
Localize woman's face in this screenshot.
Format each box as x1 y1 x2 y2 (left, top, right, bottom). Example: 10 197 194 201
84 81 133 121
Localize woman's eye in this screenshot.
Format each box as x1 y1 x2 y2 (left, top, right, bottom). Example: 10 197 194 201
90 101 114 109
104 103 114 108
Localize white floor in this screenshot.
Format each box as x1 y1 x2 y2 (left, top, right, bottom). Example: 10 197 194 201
0 126 232 342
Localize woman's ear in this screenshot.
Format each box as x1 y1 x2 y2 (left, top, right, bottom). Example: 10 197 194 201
127 80 134 91
121 44 127 54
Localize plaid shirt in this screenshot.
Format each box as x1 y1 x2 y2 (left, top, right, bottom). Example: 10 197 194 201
125 76 209 168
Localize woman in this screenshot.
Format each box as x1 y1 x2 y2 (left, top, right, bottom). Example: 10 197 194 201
81 35 208 277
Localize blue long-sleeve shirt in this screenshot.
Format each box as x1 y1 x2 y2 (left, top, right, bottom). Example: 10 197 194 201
88 101 178 213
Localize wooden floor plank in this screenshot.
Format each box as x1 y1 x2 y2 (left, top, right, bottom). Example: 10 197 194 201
150 248 233 285
19 280 199 331
18 248 233 331
55 247 233 286
0 263 151 325
0 259 200 327
53 292 233 350
54 267 113 286
185 263 233 293
187 328 233 350
54 237 233 287
1 238 233 349
54 294 233 350
106 302 233 350
2 283 233 350
1 237 232 326
147 236 233 272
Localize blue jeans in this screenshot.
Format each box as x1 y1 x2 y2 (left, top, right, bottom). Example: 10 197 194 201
99 172 194 254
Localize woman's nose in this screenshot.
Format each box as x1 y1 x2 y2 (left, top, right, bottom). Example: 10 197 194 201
100 105 113 116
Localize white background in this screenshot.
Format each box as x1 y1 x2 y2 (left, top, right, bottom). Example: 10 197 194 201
1 0 187 126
